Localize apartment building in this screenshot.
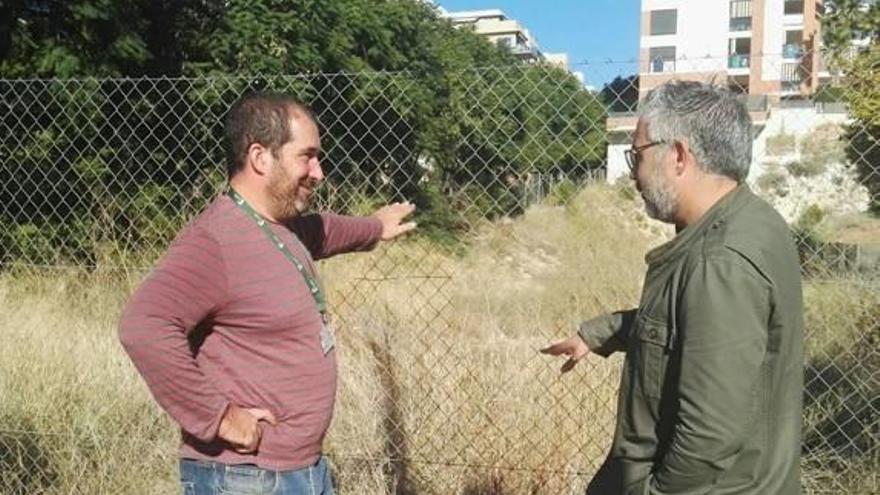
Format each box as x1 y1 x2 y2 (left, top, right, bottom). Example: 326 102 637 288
441 8 574 69
604 1 840 180
640 0 829 103
442 9 544 61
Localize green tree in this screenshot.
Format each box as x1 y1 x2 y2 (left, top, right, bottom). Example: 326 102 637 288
0 0 223 77
822 0 879 60
822 0 880 212
600 74 639 113
0 0 608 264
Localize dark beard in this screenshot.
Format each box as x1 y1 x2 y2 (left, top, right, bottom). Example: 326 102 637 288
267 166 312 220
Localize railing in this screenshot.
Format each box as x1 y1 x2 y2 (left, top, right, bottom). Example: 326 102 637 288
650 58 676 73
815 101 847 114
783 43 805 59
729 17 753 31
728 53 751 69
510 43 539 58
782 61 805 81
779 97 814 108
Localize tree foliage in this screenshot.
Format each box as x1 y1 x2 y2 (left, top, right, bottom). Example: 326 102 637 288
0 0 606 264
600 75 639 113
822 0 880 212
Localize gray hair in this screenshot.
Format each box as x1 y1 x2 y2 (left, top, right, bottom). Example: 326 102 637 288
638 80 753 182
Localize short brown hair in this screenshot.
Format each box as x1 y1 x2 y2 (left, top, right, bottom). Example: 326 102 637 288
223 92 315 177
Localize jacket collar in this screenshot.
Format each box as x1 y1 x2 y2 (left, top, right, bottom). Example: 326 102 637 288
645 184 754 266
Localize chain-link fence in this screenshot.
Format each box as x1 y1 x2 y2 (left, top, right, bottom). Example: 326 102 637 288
0 58 877 494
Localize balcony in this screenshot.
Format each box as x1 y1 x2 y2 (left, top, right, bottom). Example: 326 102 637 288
728 54 751 69
783 0 804 26
781 62 805 83
783 43 804 59
510 43 539 58
650 58 676 74
729 17 752 32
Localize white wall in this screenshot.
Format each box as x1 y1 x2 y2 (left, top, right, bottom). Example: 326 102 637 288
762 0 785 82
606 144 631 183
749 107 865 223
641 0 728 73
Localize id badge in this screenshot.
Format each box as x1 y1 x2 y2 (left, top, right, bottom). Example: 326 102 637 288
319 313 335 355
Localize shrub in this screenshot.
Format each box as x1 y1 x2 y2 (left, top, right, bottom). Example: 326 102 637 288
788 160 827 178
798 204 827 232
799 123 846 174
766 132 797 156
756 168 789 196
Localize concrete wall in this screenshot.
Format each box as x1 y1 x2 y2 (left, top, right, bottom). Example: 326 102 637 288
606 144 631 183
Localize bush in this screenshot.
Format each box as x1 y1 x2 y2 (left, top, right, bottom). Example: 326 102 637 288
766 132 797 156
787 160 827 178
756 168 790 196
814 84 846 103
799 123 846 174
798 204 827 232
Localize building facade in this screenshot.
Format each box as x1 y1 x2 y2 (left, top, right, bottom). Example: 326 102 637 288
639 0 828 102
440 8 574 70
605 0 840 181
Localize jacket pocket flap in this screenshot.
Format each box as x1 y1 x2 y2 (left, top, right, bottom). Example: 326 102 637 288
635 317 668 346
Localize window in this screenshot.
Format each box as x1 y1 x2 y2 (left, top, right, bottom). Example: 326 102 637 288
25 0 51 14
729 0 752 30
650 10 677 35
783 30 803 58
730 0 753 18
728 38 751 68
649 46 676 73
730 37 751 55
784 0 804 15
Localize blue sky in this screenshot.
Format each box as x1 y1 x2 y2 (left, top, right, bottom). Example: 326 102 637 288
437 0 642 87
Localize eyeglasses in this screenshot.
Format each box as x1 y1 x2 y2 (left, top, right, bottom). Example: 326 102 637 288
624 141 665 174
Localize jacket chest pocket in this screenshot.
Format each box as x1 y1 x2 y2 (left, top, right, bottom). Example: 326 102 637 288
630 316 672 400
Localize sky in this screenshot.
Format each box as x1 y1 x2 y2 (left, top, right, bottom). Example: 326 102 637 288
436 0 642 88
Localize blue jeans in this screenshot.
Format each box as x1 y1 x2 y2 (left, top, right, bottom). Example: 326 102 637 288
180 457 335 495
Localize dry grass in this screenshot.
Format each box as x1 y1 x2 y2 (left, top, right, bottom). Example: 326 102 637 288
319 184 658 493
801 278 880 495
822 213 880 245
798 123 847 176
765 131 798 156
0 270 178 494
0 184 876 494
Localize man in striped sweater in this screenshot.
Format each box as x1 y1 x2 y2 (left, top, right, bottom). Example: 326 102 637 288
119 93 416 495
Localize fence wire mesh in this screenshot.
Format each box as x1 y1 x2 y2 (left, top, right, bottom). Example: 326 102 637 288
0 56 878 494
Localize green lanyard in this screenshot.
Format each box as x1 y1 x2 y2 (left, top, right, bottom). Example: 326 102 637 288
227 188 327 314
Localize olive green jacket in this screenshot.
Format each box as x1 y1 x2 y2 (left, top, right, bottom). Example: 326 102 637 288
580 185 804 495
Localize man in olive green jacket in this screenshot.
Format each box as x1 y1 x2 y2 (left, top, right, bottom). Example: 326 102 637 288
543 80 804 494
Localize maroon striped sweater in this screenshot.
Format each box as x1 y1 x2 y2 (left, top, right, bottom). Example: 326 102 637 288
119 194 382 469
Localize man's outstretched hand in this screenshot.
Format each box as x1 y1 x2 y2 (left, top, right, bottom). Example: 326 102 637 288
373 202 417 241
540 335 591 373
